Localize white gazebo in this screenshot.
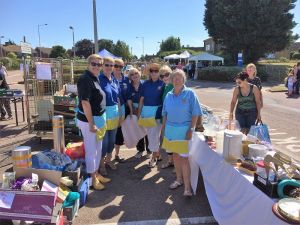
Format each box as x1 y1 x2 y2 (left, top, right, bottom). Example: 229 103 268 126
188 52 224 66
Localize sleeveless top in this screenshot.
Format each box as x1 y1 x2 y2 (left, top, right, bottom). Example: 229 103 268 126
237 84 256 111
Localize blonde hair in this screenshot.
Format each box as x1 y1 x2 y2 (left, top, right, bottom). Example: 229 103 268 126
114 58 124 65
87 54 102 64
146 63 160 80
103 57 115 64
159 65 172 75
246 63 257 77
171 69 186 83
128 68 141 81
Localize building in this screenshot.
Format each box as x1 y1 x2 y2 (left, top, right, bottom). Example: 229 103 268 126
203 37 221 54
274 42 300 59
0 45 52 58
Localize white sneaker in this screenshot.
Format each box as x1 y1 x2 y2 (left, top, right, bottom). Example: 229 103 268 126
134 152 143 159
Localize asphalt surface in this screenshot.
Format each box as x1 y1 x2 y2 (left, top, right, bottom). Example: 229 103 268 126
1 71 299 225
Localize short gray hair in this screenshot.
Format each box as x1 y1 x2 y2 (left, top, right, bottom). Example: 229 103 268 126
171 69 186 83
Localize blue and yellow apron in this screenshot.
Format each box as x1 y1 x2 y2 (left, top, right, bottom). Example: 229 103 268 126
106 104 119 130
78 110 107 141
138 105 159 127
162 124 189 154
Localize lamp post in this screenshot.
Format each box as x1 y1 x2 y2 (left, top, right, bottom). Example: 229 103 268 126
0 36 4 58
93 0 99 54
136 36 144 57
38 23 48 58
69 26 76 57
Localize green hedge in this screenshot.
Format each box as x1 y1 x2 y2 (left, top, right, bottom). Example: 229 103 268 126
197 66 242 82
257 64 290 82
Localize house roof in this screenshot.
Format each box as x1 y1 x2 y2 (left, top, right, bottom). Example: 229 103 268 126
3 45 21 53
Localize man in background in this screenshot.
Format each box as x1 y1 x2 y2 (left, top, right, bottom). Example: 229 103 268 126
0 66 12 121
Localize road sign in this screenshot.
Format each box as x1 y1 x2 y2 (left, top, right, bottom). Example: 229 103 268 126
20 41 32 55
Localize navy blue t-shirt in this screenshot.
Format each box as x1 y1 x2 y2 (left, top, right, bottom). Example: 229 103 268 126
99 73 119 106
114 73 130 105
127 81 143 104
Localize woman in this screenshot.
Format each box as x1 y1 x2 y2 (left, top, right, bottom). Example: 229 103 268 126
113 59 129 163
229 71 262 134
246 63 263 107
76 54 110 190
159 65 174 169
99 57 121 175
127 68 151 159
138 63 164 167
161 69 202 196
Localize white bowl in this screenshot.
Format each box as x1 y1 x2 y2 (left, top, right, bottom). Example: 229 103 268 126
248 144 268 158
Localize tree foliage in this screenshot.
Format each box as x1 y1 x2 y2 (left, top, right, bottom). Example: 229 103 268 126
50 45 67 58
98 39 114 53
7 52 17 59
159 36 181 52
75 39 94 58
204 0 298 63
4 39 16 46
113 40 131 60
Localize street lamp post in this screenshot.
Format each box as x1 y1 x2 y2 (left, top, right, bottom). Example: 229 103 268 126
93 0 99 54
38 23 48 58
0 36 4 58
69 26 76 57
136 36 144 57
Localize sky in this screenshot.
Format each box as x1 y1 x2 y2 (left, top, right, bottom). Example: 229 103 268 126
1 0 300 57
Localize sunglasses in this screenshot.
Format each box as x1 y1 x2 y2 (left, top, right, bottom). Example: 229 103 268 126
160 73 170 78
90 62 102 67
104 64 114 67
114 65 124 69
149 69 159 73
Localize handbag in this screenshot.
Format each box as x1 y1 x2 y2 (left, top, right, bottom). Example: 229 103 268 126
249 121 271 144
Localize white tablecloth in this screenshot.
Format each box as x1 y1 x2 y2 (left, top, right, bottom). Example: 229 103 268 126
189 133 288 225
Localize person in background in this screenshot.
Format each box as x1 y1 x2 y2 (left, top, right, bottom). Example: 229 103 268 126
161 69 202 196
286 69 296 97
176 62 183 70
127 68 151 159
0 66 12 121
246 63 263 107
229 71 262 134
293 62 300 95
159 65 174 169
113 59 129 163
138 63 164 167
99 57 121 175
76 54 110 190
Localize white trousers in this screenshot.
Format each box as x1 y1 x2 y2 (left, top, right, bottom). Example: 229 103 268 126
146 120 162 152
77 120 102 174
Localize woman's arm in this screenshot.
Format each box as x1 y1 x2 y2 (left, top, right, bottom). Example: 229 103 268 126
137 96 144 118
253 86 262 121
127 99 133 116
81 100 97 132
229 87 238 120
161 115 167 142
186 115 198 140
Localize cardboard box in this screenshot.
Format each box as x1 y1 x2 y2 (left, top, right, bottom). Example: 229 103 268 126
57 184 71 203
41 180 59 205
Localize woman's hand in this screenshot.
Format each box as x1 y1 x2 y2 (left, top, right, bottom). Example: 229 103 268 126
229 113 234 121
257 114 261 122
89 124 97 133
185 130 193 140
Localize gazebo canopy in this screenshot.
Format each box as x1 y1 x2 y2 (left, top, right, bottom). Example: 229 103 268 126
98 49 121 59
188 52 224 64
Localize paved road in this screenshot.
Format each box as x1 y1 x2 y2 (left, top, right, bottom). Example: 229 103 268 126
187 79 300 161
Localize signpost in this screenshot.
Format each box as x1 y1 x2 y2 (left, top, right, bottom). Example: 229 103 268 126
237 53 243 67
20 41 32 55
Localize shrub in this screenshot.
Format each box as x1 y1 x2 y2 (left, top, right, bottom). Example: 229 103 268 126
257 64 290 82
197 66 242 82
0 57 10 67
292 53 300 60
7 52 17 59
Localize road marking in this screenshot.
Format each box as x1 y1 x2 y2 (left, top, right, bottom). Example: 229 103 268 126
92 216 216 225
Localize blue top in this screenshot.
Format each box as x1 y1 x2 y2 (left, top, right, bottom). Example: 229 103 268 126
141 79 164 119
99 73 119 106
162 86 202 126
127 81 143 104
114 73 130 105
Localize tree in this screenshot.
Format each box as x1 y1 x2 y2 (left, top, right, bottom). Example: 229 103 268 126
204 0 298 63
49 45 67 58
159 36 181 52
7 52 17 59
4 39 16 46
113 40 131 60
98 39 114 52
75 39 94 58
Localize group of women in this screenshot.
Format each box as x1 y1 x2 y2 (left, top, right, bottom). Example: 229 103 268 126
77 54 203 196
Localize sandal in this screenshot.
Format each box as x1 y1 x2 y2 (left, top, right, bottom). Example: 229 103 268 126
148 158 157 168
161 161 174 169
169 180 182 189
106 161 117 170
183 190 193 197
115 156 125 163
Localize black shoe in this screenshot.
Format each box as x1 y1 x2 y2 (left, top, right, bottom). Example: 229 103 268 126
6 116 13 120
0 117 6 121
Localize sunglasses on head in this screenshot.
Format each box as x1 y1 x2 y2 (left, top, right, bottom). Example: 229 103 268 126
90 62 102 67
160 73 170 78
114 65 124 69
104 64 114 67
149 69 159 73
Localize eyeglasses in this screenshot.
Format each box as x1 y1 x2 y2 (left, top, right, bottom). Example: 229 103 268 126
114 65 124 69
149 69 159 73
90 62 102 67
104 64 114 67
160 73 170 78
